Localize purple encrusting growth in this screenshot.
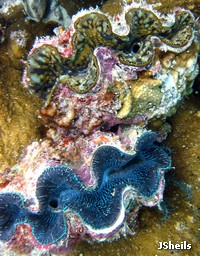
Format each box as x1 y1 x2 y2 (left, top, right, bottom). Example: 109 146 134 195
96 47 118 82
95 47 145 82
0 132 171 245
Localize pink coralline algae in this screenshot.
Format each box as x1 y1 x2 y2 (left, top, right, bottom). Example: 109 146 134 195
0 0 199 255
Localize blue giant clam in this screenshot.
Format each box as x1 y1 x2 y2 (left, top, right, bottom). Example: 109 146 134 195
0 132 171 245
26 6 195 98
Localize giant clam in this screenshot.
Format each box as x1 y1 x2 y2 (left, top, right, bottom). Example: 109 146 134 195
26 7 196 97
0 132 171 245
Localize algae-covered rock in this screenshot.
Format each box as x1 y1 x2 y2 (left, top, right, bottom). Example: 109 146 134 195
0 9 47 172
0 54 42 171
103 0 200 17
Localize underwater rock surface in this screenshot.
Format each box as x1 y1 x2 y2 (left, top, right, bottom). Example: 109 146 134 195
0 0 199 255
0 44 42 171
